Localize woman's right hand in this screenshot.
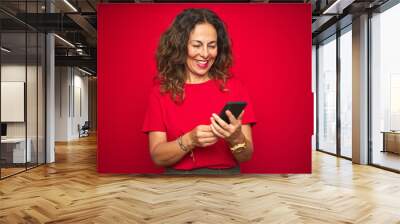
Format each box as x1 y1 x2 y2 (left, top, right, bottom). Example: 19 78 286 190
187 125 218 148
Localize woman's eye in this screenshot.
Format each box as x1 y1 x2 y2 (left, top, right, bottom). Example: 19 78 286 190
193 45 201 48
208 45 216 49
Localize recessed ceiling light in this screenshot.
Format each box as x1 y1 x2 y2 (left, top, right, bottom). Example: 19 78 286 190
63 0 78 12
78 67 93 76
323 0 355 14
54 34 75 48
1 47 11 53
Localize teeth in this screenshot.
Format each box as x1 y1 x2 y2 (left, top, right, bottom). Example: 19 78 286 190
198 61 207 65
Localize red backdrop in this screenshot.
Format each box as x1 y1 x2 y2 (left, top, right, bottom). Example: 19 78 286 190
98 3 312 173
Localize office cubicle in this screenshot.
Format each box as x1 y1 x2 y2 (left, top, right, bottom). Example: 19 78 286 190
0 1 46 179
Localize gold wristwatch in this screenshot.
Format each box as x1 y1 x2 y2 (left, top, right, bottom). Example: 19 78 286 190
230 140 247 154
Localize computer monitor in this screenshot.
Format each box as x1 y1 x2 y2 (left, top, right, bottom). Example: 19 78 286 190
1 123 7 137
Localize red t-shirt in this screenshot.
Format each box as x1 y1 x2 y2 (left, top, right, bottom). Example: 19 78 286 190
142 77 256 170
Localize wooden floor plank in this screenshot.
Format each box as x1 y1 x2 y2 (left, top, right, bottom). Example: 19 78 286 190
0 134 400 223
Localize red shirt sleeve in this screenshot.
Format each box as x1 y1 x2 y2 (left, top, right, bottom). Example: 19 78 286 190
142 87 167 133
236 80 257 126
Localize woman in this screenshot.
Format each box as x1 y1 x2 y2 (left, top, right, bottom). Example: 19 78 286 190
142 8 256 174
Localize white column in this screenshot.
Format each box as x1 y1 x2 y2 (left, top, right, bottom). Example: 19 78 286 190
46 1 55 163
46 33 55 163
352 14 369 164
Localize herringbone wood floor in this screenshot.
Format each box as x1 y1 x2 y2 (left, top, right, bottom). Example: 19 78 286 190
1 134 400 224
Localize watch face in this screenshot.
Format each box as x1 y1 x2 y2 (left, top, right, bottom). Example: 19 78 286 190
231 141 247 153
232 146 246 154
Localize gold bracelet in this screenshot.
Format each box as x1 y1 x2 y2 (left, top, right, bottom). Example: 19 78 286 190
177 135 195 161
177 135 189 152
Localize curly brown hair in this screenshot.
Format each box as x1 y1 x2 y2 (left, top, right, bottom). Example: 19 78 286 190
156 8 233 103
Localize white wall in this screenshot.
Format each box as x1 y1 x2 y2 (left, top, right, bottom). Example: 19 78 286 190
73 73 89 137
1 65 40 137
1 82 25 122
1 63 46 164
1 65 26 133
312 45 316 150
55 67 89 141
55 66 69 141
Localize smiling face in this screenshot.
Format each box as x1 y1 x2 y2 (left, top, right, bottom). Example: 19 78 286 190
185 22 218 82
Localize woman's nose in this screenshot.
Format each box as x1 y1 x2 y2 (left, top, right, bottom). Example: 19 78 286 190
200 46 209 58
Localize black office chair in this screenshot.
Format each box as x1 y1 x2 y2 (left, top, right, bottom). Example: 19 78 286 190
79 121 90 138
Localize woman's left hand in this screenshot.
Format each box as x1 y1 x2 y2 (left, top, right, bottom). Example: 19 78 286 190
210 110 245 145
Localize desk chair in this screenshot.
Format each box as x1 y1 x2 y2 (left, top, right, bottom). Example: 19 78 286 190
79 121 90 138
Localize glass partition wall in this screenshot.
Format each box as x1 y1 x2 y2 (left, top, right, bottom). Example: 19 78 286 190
316 26 353 159
0 1 46 179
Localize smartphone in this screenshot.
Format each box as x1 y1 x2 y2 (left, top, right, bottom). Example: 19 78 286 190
218 101 247 124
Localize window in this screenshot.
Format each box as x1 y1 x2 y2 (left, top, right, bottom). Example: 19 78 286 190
371 2 400 171
317 35 337 154
339 28 352 158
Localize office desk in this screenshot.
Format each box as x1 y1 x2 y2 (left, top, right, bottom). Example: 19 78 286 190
382 131 400 154
1 138 32 164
